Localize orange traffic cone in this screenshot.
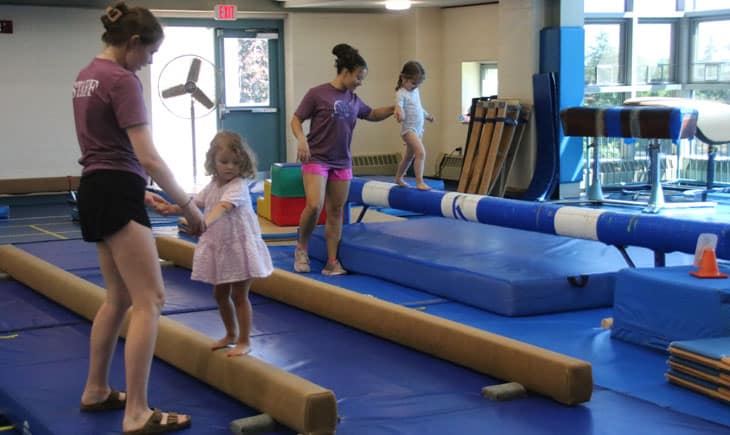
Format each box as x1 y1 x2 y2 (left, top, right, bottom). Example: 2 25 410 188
690 248 728 279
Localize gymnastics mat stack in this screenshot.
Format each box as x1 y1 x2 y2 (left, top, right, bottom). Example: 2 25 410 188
666 337 730 404
612 265 730 351
259 162 326 226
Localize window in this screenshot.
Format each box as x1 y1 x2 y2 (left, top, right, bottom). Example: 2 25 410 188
460 62 498 121
584 23 625 86
584 0 624 13
687 0 730 12
582 1 730 189
634 22 675 84
690 19 730 83
222 37 270 107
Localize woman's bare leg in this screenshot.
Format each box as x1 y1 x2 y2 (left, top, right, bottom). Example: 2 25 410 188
101 221 189 432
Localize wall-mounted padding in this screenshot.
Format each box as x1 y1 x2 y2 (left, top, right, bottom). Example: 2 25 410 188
155 236 593 406
0 176 80 194
0 244 338 435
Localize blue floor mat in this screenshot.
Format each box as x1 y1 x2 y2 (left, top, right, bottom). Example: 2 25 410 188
269 245 730 429
0 323 267 435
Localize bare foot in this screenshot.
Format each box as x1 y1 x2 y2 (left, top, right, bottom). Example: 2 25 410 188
226 343 252 357
416 183 431 191
211 336 237 351
395 178 410 187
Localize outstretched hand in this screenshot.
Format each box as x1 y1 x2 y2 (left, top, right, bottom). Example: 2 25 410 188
145 192 175 215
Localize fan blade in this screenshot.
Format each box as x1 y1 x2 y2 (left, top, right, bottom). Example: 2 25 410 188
192 88 215 109
186 58 201 84
161 84 187 99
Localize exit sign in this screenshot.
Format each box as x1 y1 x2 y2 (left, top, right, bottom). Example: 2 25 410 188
0 20 13 34
214 4 237 21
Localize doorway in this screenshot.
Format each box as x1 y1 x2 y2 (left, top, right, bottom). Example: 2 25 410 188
150 19 285 191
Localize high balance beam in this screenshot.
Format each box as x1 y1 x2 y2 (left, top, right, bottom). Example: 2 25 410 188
349 178 730 260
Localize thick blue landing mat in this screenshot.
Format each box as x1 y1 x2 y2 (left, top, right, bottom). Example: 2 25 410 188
612 265 730 351
308 217 694 316
269 246 730 429
0 323 269 435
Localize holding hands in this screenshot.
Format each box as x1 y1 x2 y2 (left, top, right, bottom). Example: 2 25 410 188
394 106 403 123
144 191 206 236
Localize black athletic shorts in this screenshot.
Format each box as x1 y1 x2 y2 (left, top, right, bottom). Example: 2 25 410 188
77 170 151 242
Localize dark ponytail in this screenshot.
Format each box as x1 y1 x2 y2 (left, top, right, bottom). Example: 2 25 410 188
396 60 426 91
100 1 163 47
332 43 367 74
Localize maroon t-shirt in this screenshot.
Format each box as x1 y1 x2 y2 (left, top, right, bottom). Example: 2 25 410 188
294 83 372 169
72 57 148 179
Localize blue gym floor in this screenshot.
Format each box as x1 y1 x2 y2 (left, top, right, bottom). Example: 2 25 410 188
2 191 730 434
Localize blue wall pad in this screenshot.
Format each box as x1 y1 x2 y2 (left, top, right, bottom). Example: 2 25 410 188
0 324 261 435
612 266 730 351
308 217 640 316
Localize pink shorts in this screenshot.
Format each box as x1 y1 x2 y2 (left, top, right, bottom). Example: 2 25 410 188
301 162 353 181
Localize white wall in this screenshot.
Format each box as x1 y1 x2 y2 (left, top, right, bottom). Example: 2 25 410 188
284 12 403 161
441 4 500 161
0 3 542 190
0 6 102 179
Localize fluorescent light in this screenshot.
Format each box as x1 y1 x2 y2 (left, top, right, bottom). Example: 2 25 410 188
385 0 411 10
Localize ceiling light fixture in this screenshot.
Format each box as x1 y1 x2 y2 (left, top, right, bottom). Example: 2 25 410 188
385 0 411 11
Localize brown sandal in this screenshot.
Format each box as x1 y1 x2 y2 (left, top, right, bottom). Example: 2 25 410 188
123 409 191 435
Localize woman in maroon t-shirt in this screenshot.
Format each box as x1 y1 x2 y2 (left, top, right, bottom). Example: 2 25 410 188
72 2 202 434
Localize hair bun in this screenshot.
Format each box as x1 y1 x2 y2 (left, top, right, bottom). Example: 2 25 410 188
332 43 357 59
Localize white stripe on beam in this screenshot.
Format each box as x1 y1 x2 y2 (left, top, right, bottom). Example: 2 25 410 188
361 181 395 208
554 206 605 240
441 192 482 222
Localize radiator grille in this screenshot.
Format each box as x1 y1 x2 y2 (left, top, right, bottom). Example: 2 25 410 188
351 153 401 176
437 154 464 181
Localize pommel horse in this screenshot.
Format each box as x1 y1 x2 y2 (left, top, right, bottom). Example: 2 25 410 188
560 104 716 213
625 97 730 199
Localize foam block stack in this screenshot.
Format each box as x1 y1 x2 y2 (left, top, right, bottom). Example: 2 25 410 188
260 162 326 226
666 337 730 404
611 265 730 351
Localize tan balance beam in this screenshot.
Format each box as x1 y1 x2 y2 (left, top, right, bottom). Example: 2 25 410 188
0 244 337 435
156 236 593 405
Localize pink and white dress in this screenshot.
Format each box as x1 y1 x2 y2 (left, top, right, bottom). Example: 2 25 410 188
191 177 273 285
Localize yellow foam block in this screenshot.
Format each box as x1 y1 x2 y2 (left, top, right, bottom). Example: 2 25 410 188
258 179 272 220
257 196 271 220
